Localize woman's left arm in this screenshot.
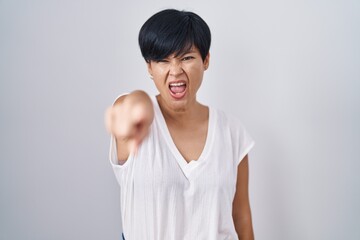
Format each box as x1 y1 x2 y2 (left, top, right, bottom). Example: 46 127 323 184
232 154 255 240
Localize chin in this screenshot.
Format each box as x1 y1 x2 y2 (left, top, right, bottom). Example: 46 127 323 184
157 93 192 112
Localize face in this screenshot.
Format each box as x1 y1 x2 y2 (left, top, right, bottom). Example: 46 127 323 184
147 47 210 112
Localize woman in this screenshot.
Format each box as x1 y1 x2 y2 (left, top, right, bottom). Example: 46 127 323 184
105 9 255 240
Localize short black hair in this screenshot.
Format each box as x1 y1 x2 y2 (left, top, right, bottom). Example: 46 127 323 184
138 9 211 63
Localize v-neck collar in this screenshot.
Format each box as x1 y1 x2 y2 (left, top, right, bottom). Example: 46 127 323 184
152 96 216 176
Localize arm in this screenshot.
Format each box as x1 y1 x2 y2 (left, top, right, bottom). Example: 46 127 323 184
105 90 154 163
232 154 255 240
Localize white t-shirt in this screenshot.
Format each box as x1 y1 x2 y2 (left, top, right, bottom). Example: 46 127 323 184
110 96 255 240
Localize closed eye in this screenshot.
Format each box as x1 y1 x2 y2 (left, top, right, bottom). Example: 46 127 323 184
156 59 169 63
181 56 194 61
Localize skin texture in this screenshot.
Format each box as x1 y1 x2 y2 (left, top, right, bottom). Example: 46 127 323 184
148 47 210 161
105 90 154 160
233 155 255 240
147 48 209 113
105 47 254 239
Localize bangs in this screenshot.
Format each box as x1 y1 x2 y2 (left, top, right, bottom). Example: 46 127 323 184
139 9 211 62
148 34 194 62
140 15 195 62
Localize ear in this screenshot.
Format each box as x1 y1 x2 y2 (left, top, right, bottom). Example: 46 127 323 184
146 61 153 79
204 52 210 70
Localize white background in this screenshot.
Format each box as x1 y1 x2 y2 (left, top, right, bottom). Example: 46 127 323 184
1 0 359 239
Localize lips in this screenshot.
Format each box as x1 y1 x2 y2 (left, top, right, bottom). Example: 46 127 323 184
169 81 187 99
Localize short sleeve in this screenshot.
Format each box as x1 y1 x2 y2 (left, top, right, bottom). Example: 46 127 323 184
108 93 129 168
109 134 124 166
218 110 255 166
237 125 255 165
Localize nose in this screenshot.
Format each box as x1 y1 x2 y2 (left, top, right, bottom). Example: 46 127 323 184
169 62 184 76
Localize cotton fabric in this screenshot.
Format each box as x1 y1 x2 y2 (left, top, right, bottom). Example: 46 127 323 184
110 96 255 240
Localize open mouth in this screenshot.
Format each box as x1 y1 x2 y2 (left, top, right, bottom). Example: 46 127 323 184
169 81 187 99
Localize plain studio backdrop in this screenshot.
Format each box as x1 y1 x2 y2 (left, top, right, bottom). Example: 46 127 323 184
0 0 359 239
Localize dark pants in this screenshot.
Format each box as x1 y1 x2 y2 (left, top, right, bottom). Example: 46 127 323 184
122 233 125 240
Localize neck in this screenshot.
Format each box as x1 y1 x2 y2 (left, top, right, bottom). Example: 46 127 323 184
156 95 207 126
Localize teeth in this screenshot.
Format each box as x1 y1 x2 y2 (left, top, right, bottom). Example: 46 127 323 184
169 82 185 87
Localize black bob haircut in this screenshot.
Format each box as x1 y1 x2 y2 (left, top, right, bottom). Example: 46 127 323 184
138 9 211 63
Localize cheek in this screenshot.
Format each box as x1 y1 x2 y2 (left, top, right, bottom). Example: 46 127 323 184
186 66 204 81
153 70 168 80
154 65 169 74
152 78 168 92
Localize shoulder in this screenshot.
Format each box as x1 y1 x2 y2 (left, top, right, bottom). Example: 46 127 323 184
212 108 255 164
213 108 247 133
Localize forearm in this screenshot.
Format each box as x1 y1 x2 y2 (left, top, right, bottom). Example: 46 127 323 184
232 156 254 239
233 214 254 240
